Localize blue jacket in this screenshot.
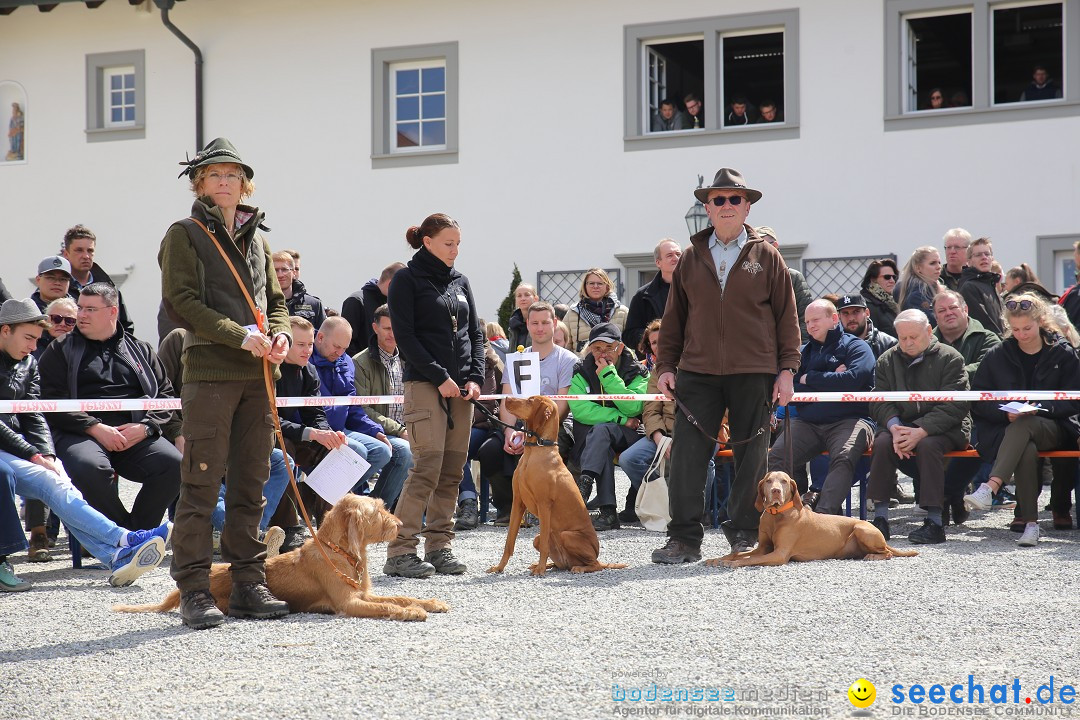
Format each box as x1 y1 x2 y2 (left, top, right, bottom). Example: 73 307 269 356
310 347 384 437
792 324 876 424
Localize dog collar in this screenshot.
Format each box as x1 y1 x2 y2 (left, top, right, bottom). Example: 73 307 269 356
765 499 795 515
523 439 557 447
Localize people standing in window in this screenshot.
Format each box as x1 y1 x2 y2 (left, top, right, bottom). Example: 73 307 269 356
683 93 704 129
726 96 752 126
384 213 484 579
651 98 689 132
895 246 944 327
563 268 629 352
861 258 901 338
1019 66 1062 102
926 88 945 110
756 100 782 123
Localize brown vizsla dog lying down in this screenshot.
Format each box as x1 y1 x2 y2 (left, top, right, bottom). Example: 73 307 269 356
708 471 918 568
488 395 627 576
114 495 449 621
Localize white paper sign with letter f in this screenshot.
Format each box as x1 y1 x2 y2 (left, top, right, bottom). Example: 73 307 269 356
506 351 541 397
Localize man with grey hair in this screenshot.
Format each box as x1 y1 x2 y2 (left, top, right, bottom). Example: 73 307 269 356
941 228 971 292
767 299 876 514
624 238 682 353
867 309 970 544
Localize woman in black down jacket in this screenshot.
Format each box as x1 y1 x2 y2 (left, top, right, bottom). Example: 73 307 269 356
384 213 484 578
964 294 1080 546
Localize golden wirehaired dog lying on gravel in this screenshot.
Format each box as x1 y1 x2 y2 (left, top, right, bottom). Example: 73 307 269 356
710 472 918 567
115 495 449 621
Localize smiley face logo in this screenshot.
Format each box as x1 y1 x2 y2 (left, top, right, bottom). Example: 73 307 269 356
848 679 876 708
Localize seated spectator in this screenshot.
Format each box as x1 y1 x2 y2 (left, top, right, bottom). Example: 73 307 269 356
496 301 577 525
757 227 812 343
507 283 539 351
619 320 716 524
638 318 660 371
39 283 181 531
959 237 1004 337
486 320 510 365
32 256 73 315
564 268 628 352
756 99 782 123
726 95 751 126
61 224 134 335
311 316 403 507
345 261 405 356
553 303 569 321
860 258 901 337
941 227 971 291
1003 263 1041 295
624 239 682 354
867 310 970 544
651 98 689 132
0 298 172 589
895 246 944 327
273 251 325 329
34 296 78 359
567 323 649 531
767 300 876 514
352 304 414 513
932 289 1001 523
991 260 1006 295
837 293 897 359
1019 65 1062 102
683 92 704 128
456 339 503 530
553 319 572 350
964 294 1080 546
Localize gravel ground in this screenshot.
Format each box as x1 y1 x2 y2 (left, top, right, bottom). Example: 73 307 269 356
4 472 1080 720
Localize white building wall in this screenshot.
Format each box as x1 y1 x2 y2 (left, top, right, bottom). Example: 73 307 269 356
0 0 1077 340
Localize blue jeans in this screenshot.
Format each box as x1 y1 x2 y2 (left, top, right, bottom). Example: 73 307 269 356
0 460 26 557
621 436 716 492
2 450 124 567
369 436 410 508
459 427 489 501
212 448 293 533
345 430 392 494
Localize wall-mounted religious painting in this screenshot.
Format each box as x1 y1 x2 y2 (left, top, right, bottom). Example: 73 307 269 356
0 81 27 164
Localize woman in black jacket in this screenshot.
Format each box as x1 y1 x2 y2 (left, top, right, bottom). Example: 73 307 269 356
385 213 484 578
964 294 1080 546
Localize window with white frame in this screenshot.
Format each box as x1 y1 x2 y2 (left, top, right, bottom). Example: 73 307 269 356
391 61 446 151
885 0 1076 127
104 66 137 128
372 42 458 167
85 50 145 141
624 11 799 148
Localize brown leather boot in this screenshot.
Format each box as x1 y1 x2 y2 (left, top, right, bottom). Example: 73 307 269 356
28 526 51 563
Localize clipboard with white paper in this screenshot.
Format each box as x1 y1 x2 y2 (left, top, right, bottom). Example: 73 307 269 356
303 444 371 505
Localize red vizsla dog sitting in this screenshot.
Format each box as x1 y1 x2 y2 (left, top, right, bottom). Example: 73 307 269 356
709 471 918 567
488 395 626 576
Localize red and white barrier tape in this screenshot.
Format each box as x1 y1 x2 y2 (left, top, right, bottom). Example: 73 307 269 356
0 391 1076 414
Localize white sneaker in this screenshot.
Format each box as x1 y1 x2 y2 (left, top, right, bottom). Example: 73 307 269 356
1017 523 1040 547
262 526 285 559
963 483 994 511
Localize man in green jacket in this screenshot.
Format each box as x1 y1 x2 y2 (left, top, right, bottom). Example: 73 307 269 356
352 304 408 441
568 323 649 531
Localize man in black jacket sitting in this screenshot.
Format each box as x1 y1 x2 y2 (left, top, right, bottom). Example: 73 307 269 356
38 283 182 530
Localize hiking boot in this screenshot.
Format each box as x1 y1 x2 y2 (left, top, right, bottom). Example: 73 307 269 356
651 538 701 564
591 505 620 532
492 512 511 527
27 526 50 563
180 589 225 630
964 483 994 512
453 499 479 531
576 473 595 503
228 581 290 619
108 536 166 587
801 491 820 510
384 553 436 578
424 548 467 575
730 530 756 554
617 506 640 525
908 520 946 545
1017 523 1040 547
0 560 32 592
281 526 307 553
871 516 890 541
261 526 285 558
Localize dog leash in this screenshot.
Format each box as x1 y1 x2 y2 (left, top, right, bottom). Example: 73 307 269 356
191 218 362 591
672 392 772 449
468 398 557 447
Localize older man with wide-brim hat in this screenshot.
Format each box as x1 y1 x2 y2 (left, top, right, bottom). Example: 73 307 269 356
652 167 801 564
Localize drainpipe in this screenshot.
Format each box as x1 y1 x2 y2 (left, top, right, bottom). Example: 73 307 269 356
155 0 203 149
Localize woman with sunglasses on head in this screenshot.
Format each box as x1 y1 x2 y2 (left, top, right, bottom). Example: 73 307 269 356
563 268 628 352
964 294 1080 546
32 297 78 359
860 258 901 337
895 246 944 327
